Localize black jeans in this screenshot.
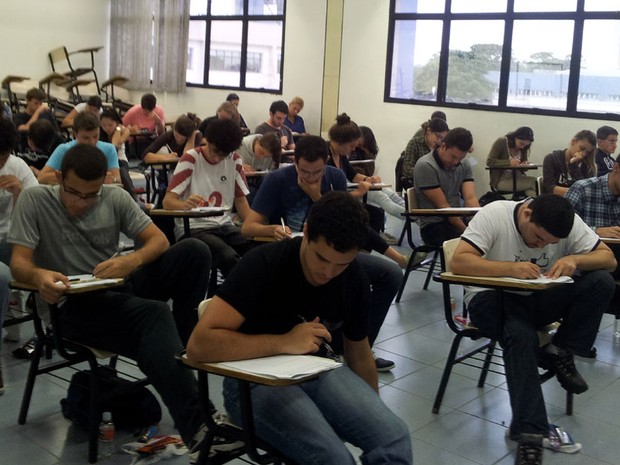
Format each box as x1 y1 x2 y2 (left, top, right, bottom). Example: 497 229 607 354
467 270 614 437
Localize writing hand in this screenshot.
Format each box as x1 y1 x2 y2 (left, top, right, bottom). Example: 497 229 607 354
510 262 541 279
93 254 136 279
272 224 291 241
185 194 207 209
283 317 331 355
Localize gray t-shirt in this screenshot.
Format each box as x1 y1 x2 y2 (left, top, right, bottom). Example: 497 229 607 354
238 134 273 172
8 185 151 275
413 150 474 229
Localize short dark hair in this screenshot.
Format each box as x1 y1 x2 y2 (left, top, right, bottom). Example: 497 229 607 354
28 119 58 151
73 112 101 133
528 194 575 239
442 127 473 152
306 191 369 252
422 117 449 134
0 117 18 155
269 100 288 115
100 108 123 124
226 93 240 102
204 119 243 154
174 115 197 138
294 135 329 164
430 110 447 121
60 144 108 181
328 113 361 144
597 125 618 141
140 93 157 111
25 87 46 102
86 95 103 109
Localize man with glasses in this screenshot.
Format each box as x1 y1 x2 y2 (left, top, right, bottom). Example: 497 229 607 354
163 119 253 278
8 144 244 461
37 112 120 186
594 126 618 177
241 135 402 372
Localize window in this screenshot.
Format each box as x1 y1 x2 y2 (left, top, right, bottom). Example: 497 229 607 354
386 0 620 119
187 0 286 93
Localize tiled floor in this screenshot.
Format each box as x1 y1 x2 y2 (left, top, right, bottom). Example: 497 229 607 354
2 217 620 465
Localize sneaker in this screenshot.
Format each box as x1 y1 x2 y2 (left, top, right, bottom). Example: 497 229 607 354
542 424 581 454
515 433 543 465
379 232 398 245
12 338 36 359
188 413 244 464
540 347 588 394
373 353 395 372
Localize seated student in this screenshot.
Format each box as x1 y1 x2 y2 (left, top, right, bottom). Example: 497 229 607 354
351 125 405 221
283 96 307 134
594 125 618 177
198 102 240 136
14 88 59 152
237 132 282 205
0 118 39 391
99 108 136 198
255 100 295 150
122 93 165 135
225 93 249 135
402 117 449 187
61 95 103 127
413 127 479 247
486 126 537 197
163 119 252 278
451 194 616 465
241 135 402 371
143 114 202 164
542 130 597 195
9 144 241 462
413 110 447 138
328 114 409 256
187 191 412 465
37 112 120 185
15 119 65 177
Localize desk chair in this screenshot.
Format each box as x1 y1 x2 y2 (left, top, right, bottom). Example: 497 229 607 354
48 46 102 94
2 75 39 113
535 176 543 196
181 299 298 465
431 238 573 415
100 76 133 116
12 280 150 463
395 187 441 302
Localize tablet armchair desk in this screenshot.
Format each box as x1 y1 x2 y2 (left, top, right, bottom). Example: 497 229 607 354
432 271 573 415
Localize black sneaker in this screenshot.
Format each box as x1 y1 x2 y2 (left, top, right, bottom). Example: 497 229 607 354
12 338 36 359
188 413 245 464
515 433 543 465
540 347 588 394
373 354 395 372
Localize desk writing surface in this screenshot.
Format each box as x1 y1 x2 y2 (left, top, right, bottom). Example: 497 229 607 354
245 170 270 177
438 272 569 290
485 164 540 170
601 237 620 245
347 182 391 190
182 354 327 386
404 207 481 217
11 278 124 294
149 207 227 218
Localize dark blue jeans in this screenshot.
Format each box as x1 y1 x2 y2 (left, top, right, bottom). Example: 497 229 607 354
61 239 211 443
467 270 614 437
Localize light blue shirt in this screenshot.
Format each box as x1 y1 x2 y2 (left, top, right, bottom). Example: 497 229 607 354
46 140 119 170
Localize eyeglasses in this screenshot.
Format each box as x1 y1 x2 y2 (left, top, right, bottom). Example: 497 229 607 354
62 184 101 201
603 138 618 145
296 166 324 178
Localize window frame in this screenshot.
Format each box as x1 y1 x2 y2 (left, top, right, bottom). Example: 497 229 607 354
384 0 620 121
187 0 286 94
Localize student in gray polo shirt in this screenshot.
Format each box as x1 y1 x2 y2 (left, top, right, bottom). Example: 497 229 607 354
413 127 479 246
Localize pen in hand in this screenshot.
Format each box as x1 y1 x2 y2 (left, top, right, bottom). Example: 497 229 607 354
280 217 287 234
297 314 337 359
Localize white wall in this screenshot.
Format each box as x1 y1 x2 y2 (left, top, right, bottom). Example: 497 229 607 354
339 0 617 195
0 0 109 85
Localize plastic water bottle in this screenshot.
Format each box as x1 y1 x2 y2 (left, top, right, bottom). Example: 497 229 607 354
98 411 116 458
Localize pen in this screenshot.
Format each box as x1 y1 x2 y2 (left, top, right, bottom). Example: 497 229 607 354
281 217 286 233
110 246 125 260
297 314 337 359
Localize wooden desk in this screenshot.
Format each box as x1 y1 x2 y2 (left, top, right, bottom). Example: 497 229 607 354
347 182 391 191
437 271 566 291
245 170 270 178
404 207 481 217
486 164 539 199
149 208 227 236
601 237 620 245
11 278 124 295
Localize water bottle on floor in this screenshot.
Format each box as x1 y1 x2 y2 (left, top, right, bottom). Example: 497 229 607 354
99 411 116 458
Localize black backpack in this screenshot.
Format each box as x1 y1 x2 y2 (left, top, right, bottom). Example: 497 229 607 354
61 367 161 430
